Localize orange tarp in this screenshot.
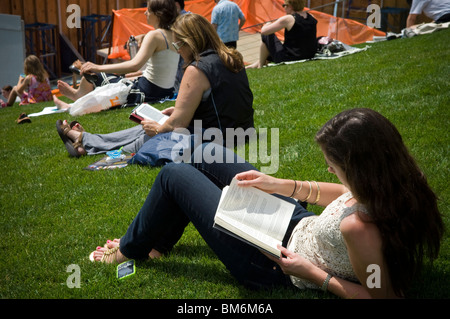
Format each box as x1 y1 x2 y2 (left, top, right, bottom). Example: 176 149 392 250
311 10 386 45
108 8 151 60
231 0 386 43
108 0 385 60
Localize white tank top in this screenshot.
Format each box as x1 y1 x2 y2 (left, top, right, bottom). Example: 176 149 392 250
142 30 180 89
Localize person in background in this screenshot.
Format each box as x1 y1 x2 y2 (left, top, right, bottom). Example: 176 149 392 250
56 0 179 109
56 13 254 158
406 0 450 28
4 55 52 106
173 0 190 94
246 0 317 69
175 0 189 15
1 85 19 107
89 108 444 299
211 0 246 49
58 0 189 102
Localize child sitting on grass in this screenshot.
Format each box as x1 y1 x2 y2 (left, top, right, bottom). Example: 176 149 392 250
4 55 52 107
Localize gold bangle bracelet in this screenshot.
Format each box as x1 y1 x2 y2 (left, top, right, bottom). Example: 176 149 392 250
301 181 312 202
312 181 320 205
295 180 303 196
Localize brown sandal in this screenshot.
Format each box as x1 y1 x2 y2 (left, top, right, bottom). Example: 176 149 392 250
16 113 31 124
56 120 84 157
70 121 85 132
72 131 83 150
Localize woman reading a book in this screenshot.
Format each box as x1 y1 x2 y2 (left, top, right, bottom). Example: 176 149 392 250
89 108 443 299
56 13 253 158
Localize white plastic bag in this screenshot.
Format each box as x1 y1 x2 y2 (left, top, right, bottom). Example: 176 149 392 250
69 80 131 116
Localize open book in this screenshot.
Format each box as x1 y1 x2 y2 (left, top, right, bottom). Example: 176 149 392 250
213 178 295 257
129 103 169 124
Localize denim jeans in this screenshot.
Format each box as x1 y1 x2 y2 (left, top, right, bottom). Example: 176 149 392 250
120 144 314 289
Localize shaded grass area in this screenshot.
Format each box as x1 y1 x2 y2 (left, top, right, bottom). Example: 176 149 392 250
0 29 449 299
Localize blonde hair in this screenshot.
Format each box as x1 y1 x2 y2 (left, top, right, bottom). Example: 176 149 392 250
171 13 244 73
23 55 49 83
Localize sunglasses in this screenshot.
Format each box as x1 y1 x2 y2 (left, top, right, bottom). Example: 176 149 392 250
172 41 185 51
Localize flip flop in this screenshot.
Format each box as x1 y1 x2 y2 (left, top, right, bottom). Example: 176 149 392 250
16 113 31 124
56 119 82 157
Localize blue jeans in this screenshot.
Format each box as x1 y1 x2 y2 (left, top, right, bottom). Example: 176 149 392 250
120 144 314 289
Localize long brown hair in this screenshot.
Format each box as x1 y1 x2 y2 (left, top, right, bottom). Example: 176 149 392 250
23 55 48 83
315 108 444 296
171 13 244 73
147 0 177 30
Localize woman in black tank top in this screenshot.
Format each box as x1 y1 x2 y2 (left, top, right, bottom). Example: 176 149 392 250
247 0 317 69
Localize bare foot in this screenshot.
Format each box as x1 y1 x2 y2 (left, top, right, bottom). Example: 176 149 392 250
104 238 121 249
149 249 162 259
57 80 77 101
101 238 162 260
246 61 261 69
53 95 71 110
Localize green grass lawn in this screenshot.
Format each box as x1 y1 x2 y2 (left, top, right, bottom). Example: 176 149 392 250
0 29 449 300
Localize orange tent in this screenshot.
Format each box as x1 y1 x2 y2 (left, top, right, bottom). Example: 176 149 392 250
108 0 385 60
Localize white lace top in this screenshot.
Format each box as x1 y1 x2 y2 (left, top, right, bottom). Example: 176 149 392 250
287 192 367 289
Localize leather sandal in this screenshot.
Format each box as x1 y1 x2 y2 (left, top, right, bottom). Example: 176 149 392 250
56 119 84 157
72 132 83 151
70 120 85 132
16 113 31 124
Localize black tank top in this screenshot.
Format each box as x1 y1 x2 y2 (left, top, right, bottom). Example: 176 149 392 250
284 13 318 60
190 49 254 141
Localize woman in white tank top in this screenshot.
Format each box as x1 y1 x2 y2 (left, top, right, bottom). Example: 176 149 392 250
76 0 180 106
